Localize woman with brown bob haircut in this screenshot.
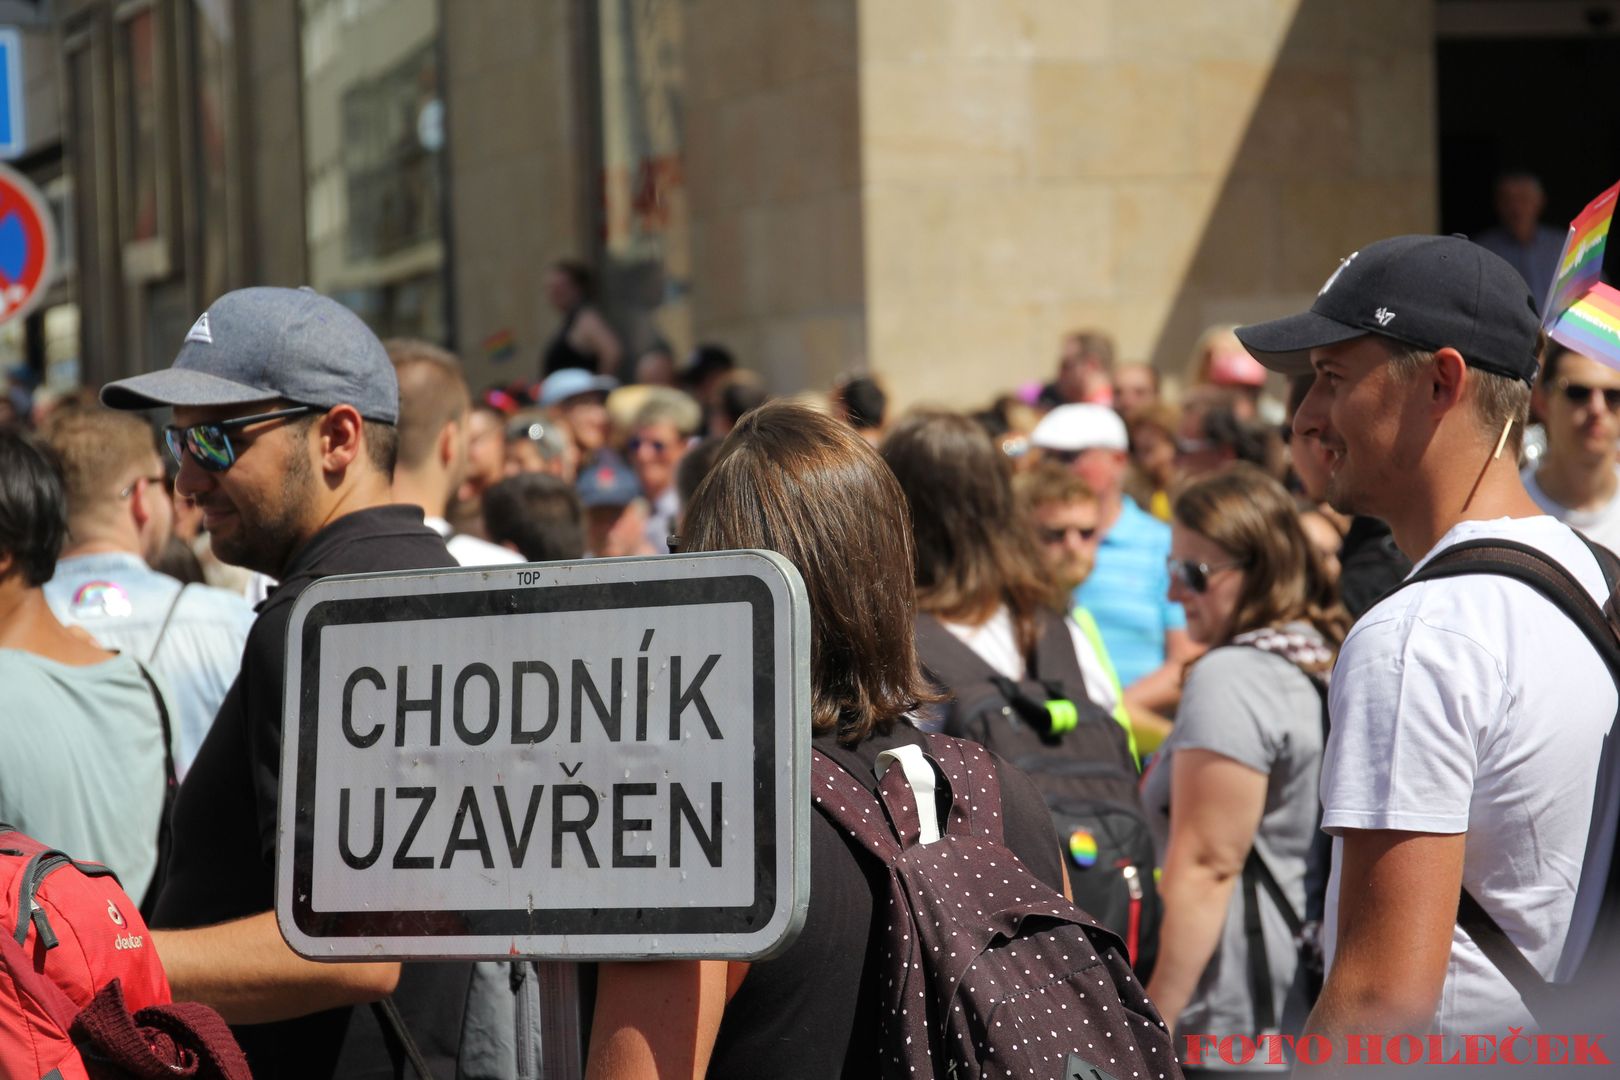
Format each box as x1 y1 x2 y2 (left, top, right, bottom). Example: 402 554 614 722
585 401 1067 1079
880 410 1126 737
1142 463 1348 1058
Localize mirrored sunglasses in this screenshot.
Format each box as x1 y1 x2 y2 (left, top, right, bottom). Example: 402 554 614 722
163 405 317 472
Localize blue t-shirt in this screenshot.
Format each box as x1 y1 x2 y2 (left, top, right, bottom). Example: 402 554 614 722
1075 496 1186 688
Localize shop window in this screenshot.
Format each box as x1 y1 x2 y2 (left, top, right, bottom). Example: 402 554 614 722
300 0 447 343
113 0 177 280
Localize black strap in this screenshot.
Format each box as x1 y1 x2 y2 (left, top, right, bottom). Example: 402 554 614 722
913 613 1006 688
1241 839 1310 1037
1457 889 1555 1019
1241 861 1277 1035
132 661 176 920
1396 539 1620 671
1028 606 1093 695
1576 532 1620 616
915 610 1100 743
373 996 435 1080
1246 848 1306 938
1391 537 1620 1011
1227 649 1323 1034
147 583 188 665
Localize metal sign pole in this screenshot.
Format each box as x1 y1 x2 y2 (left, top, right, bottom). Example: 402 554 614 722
534 962 583 1080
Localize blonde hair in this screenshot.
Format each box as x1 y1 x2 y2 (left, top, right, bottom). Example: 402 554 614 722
1385 335 1538 458
1185 324 1244 387
40 406 161 537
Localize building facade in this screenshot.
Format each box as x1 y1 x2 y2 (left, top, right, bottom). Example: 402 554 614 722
28 0 1619 410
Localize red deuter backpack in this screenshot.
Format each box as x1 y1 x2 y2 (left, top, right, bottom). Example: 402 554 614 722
0 824 170 1079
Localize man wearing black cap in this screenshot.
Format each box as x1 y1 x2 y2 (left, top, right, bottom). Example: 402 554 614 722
1236 236 1616 1042
101 287 470 1077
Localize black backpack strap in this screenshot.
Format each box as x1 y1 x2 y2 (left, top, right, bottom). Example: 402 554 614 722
1241 846 1305 1037
913 612 1005 689
1029 606 1089 694
915 612 1057 740
131 661 177 920
372 996 435 1080
1241 861 1275 1035
1576 532 1620 599
1456 889 1553 1020
1227 646 1326 1032
1394 539 1620 670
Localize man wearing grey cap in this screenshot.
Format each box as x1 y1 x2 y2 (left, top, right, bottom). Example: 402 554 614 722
102 287 471 1077
1236 235 1617 1047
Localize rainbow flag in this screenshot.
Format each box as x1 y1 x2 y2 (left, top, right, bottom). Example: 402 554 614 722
482 328 517 365
1544 180 1620 371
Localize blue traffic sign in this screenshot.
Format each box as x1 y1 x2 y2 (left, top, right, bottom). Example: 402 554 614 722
0 29 25 160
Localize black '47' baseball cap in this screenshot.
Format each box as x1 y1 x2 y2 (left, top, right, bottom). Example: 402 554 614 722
1235 234 1543 385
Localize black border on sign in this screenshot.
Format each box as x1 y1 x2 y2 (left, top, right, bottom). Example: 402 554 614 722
289 575 778 942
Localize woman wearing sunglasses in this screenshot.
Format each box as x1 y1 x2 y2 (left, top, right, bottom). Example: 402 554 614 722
1141 464 1347 1069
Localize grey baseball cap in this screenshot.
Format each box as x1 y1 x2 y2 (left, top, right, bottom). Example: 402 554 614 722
100 286 400 423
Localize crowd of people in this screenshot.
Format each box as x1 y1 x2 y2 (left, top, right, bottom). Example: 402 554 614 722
0 226 1616 1080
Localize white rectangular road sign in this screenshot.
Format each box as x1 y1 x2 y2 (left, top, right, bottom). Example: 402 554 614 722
275 551 810 961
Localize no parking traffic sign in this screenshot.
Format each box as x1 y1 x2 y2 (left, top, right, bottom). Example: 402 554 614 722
0 160 53 325
275 551 811 961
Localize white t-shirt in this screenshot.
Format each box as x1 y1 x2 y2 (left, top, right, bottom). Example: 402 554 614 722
425 515 525 566
1321 516 1616 1031
940 605 1119 715
1522 465 1620 552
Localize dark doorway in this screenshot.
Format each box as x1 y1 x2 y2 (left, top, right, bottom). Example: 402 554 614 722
1438 31 1620 237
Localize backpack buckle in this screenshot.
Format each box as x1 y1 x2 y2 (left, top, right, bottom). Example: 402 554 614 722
1045 699 1078 736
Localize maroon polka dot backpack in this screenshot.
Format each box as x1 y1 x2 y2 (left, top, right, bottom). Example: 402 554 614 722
812 733 1181 1080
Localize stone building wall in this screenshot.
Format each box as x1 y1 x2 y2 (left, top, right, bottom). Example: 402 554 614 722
444 1 595 393
682 0 866 395
857 0 1438 410
55 0 1440 402
241 1 307 289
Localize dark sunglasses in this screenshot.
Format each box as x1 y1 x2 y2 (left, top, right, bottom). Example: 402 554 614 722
1167 556 1247 594
1036 524 1098 545
1557 379 1620 410
164 405 317 472
628 436 674 455
1042 448 1083 465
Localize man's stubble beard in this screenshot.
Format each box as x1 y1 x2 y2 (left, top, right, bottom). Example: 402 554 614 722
212 447 314 578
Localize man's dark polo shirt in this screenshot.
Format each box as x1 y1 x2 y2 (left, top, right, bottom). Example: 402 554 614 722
151 505 470 1078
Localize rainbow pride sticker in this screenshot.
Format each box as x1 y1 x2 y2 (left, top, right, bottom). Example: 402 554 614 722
1068 828 1099 868
70 580 132 618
